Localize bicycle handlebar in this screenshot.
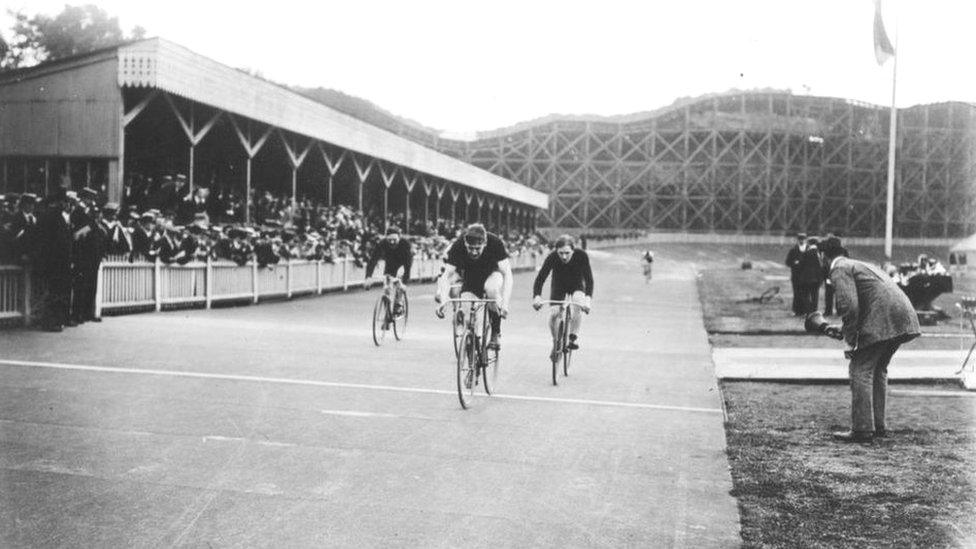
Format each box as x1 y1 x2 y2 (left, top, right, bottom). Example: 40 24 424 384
535 300 590 314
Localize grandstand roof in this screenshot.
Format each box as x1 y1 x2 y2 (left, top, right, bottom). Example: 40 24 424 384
0 38 547 209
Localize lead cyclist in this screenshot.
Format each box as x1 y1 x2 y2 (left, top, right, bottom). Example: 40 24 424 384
435 223 512 350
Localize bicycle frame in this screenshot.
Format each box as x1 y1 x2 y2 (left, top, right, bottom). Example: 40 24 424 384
439 297 499 408
537 298 589 384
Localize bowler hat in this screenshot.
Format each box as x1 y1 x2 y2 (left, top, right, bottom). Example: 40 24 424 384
819 235 846 258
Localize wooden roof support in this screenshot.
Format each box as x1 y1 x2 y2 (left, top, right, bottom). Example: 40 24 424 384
227 114 273 224
278 130 313 212
164 92 222 192
123 90 159 127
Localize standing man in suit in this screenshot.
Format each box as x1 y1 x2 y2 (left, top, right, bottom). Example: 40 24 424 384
785 233 807 316
797 236 824 314
820 236 921 443
822 232 844 316
70 188 108 324
35 191 75 332
9 193 39 263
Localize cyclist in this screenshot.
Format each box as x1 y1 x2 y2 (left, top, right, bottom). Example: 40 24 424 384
642 249 654 283
435 223 512 350
365 226 412 315
532 234 593 350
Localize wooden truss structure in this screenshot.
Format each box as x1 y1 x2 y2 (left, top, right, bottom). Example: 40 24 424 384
419 93 976 237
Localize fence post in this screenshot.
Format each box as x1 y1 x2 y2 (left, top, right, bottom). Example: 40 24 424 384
251 255 259 304
315 260 322 294
23 265 32 325
342 258 348 290
154 258 162 312
286 260 293 299
94 261 104 318
205 256 213 309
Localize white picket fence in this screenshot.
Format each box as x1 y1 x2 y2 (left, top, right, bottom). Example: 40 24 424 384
0 251 541 326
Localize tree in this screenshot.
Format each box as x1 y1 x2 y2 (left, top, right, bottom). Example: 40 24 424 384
1 4 145 71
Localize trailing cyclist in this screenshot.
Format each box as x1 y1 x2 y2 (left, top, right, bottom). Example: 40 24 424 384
532 234 594 350
435 223 512 350
365 226 412 315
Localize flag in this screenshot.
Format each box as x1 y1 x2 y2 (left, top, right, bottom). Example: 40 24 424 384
874 0 895 65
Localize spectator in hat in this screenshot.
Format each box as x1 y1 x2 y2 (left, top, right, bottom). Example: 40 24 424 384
102 203 132 256
8 193 39 263
130 212 158 261
822 232 845 316
785 232 808 316
820 236 921 443
796 236 824 314
35 191 75 331
70 191 107 324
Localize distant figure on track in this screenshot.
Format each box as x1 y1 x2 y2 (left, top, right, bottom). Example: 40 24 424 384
642 250 654 283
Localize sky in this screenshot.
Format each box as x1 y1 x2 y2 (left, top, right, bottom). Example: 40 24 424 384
1 0 973 135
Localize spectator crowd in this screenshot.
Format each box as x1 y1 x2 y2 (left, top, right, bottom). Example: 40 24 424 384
0 177 547 331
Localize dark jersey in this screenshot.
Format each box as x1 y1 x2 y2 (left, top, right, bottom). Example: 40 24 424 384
446 232 509 292
366 238 413 281
533 249 594 300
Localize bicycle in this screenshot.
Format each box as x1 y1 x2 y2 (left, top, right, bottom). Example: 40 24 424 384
536 298 589 386
371 275 408 346
438 298 499 409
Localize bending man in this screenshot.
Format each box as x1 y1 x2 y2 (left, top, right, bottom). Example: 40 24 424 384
820 236 920 443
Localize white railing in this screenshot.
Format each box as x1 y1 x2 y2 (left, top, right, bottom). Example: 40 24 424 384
0 265 29 323
0 250 540 325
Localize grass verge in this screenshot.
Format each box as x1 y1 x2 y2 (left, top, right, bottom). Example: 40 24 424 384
722 382 976 548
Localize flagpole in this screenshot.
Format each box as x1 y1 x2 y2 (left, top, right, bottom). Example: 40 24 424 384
883 11 899 259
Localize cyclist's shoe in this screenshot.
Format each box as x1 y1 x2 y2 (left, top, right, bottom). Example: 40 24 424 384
487 333 501 351
566 334 579 350
549 349 560 363
393 302 405 316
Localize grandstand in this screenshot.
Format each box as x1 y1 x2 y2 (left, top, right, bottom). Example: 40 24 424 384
388 92 976 239
0 38 547 233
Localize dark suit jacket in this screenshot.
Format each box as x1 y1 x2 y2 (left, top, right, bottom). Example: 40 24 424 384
796 248 824 285
785 245 803 276
830 257 921 350
35 210 73 275
130 226 156 260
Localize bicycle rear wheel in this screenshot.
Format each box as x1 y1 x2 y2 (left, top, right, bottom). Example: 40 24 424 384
393 291 408 340
482 324 499 395
372 296 391 346
456 331 477 409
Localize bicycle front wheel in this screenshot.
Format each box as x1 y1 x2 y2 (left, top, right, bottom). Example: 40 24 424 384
563 309 572 377
551 320 563 386
456 332 477 409
482 325 499 395
393 291 408 340
452 306 464 358
372 296 390 346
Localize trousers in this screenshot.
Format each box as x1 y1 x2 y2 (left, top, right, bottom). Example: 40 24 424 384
848 341 900 434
